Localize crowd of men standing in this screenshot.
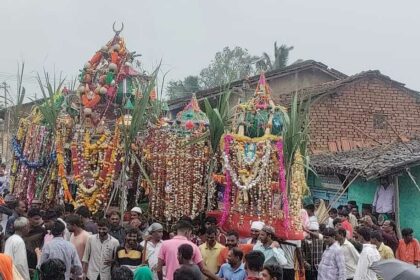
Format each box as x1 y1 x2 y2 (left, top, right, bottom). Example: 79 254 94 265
0 192 419 280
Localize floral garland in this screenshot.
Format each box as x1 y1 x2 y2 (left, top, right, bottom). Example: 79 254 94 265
72 126 120 212
144 128 209 222
56 129 74 203
222 137 271 191
11 137 56 169
219 134 233 226
276 140 290 229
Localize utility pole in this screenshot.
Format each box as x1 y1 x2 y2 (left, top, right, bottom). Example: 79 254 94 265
0 82 10 163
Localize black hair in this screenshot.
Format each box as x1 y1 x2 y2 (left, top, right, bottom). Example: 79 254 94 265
205 216 217 225
178 244 194 260
97 218 109 228
75 205 91 218
388 220 396 230
66 214 83 228
111 266 134 280
51 220 66 237
402 228 414 237
245 250 265 272
362 204 372 211
371 230 383 242
263 264 283 280
322 228 337 238
347 201 357 206
304 204 315 212
28 208 41 218
339 210 349 217
206 226 218 235
337 228 347 238
329 208 338 214
109 211 120 218
176 220 193 231
54 205 65 217
43 209 58 220
337 205 344 211
230 247 244 260
357 227 372 241
126 227 139 236
226 230 239 239
174 266 199 280
40 258 66 280
179 216 193 224
64 203 74 213
333 218 342 227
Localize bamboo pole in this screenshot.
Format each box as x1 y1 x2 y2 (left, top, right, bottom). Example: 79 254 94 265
394 176 402 239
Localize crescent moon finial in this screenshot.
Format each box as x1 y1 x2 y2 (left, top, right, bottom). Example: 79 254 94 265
112 22 124 36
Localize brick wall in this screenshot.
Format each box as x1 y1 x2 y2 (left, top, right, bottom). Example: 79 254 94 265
308 77 420 153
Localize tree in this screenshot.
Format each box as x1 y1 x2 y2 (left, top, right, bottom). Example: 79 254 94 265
256 42 294 71
199 46 260 89
167 75 201 100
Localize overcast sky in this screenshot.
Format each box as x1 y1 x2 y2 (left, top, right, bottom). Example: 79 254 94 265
1 0 419 102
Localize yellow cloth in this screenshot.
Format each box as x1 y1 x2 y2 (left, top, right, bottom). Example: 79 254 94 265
378 242 394 260
199 242 225 274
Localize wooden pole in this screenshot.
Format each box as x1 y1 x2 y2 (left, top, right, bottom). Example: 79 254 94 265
394 175 402 239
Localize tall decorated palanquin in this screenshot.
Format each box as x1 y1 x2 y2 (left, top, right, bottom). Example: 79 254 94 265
142 94 211 223
209 73 304 240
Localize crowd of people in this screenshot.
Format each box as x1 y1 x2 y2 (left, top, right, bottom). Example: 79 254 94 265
0 193 419 280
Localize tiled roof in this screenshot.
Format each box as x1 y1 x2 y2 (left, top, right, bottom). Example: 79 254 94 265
311 139 420 180
167 60 347 110
280 70 419 106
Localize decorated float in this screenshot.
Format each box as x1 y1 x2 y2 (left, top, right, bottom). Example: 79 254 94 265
8 25 308 240
208 74 306 240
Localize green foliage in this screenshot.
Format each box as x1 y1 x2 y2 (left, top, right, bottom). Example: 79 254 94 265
36 71 65 132
167 75 201 100
282 94 311 190
125 65 161 148
256 42 294 71
11 63 26 132
204 89 232 153
199 47 259 89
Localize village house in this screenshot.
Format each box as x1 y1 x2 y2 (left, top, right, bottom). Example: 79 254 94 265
168 59 346 117
283 70 420 234
170 61 420 234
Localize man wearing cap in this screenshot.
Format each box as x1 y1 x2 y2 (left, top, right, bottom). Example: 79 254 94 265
253 225 287 266
30 199 43 211
140 222 164 279
247 221 264 245
130 206 149 238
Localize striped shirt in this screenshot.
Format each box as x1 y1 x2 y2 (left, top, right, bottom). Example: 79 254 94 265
116 245 143 272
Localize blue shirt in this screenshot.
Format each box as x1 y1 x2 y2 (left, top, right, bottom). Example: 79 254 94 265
217 263 246 280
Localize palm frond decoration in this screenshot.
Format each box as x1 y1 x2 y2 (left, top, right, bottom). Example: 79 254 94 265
36 71 66 132
283 93 312 194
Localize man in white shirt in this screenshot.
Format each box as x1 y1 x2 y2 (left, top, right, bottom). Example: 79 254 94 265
336 228 360 280
82 218 119 280
247 221 264 245
372 176 395 221
253 225 287 266
354 227 380 280
4 217 30 280
140 222 164 279
327 208 338 229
